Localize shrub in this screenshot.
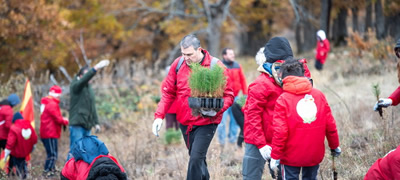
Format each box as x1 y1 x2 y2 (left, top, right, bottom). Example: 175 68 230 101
235 95 247 107
164 128 181 145
189 63 226 98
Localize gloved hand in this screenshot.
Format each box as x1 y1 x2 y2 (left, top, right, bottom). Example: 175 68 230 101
374 98 392 111
200 109 217 117
95 124 101 133
152 118 163 137
270 158 280 171
94 59 110 70
259 145 272 160
331 147 341 157
4 148 10 162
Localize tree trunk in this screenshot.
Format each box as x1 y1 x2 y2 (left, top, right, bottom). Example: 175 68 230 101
364 0 373 38
320 0 331 36
386 13 400 40
302 19 317 52
375 0 385 40
239 20 267 56
332 8 347 46
352 7 359 32
295 22 303 54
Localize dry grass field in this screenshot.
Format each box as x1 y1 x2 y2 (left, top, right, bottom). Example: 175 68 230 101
2 46 400 180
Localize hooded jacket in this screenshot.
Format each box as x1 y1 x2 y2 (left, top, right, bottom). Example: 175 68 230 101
6 119 38 158
40 96 68 139
315 31 330 64
222 60 248 96
154 49 234 127
364 145 400 180
61 154 127 180
270 76 339 166
0 101 13 140
69 68 99 130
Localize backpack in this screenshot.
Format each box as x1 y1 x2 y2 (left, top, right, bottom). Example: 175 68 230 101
71 135 109 164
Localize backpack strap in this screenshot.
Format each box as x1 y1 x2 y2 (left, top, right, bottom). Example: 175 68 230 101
175 56 185 74
210 57 218 69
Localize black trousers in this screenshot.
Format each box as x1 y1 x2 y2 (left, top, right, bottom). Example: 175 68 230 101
231 103 244 147
180 124 217 180
315 60 323 71
8 156 27 179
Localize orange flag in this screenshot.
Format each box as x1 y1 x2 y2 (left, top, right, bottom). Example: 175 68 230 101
20 79 35 163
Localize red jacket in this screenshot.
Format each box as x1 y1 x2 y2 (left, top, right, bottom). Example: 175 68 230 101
0 104 13 140
270 76 339 167
6 119 38 158
61 154 126 180
161 80 179 114
389 86 400 106
222 60 248 96
364 145 400 180
243 70 282 149
40 96 68 139
154 49 234 127
315 39 330 64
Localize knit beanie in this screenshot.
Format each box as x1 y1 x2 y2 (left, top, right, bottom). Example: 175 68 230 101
263 37 293 63
12 112 23 123
7 94 21 107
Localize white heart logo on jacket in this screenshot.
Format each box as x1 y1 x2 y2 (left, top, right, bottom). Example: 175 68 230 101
296 94 317 124
0 120 5 126
21 129 32 140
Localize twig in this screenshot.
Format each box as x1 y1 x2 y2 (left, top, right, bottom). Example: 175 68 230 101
323 85 352 121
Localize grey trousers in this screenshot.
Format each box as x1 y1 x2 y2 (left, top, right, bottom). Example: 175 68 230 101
242 143 282 180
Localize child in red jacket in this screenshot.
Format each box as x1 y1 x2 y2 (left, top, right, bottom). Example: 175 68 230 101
40 85 69 177
364 145 400 179
315 30 330 71
269 59 340 179
4 112 38 179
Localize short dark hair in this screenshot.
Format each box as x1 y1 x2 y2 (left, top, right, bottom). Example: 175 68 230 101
222 48 232 55
281 59 304 79
180 34 201 49
78 65 90 77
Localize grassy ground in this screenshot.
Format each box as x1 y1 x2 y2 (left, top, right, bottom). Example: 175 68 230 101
3 46 400 180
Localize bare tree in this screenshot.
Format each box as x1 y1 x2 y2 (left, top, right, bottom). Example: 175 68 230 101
375 0 385 40
320 0 331 36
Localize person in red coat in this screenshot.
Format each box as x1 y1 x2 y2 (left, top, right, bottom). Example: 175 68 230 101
364 145 400 179
315 30 330 71
40 85 69 177
152 34 234 180
374 38 400 110
269 59 341 179
4 112 38 179
217 47 247 148
0 94 21 152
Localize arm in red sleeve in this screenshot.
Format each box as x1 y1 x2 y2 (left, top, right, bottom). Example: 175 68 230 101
48 102 68 125
4 109 12 130
323 95 340 149
5 127 16 150
216 63 234 116
270 97 289 160
244 82 269 148
389 86 400 106
239 65 248 95
154 58 180 120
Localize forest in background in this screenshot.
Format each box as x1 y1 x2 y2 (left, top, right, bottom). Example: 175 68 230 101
0 0 399 83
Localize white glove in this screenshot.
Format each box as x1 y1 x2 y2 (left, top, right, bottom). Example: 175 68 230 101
331 147 341 157
374 98 393 111
94 59 110 70
95 124 101 133
200 109 217 117
4 148 10 162
270 158 280 171
152 118 163 137
259 145 272 160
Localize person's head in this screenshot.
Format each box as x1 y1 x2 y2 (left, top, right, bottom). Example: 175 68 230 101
263 37 293 63
395 38 400 58
180 34 203 64
49 85 62 98
280 59 305 79
317 30 326 41
12 112 23 123
7 94 20 107
222 48 235 62
77 65 90 78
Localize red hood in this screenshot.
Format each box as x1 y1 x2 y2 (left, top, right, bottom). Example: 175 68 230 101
282 76 312 94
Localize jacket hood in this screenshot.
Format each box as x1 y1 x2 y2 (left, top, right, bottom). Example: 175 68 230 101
282 76 312 94
317 30 326 40
263 37 293 63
